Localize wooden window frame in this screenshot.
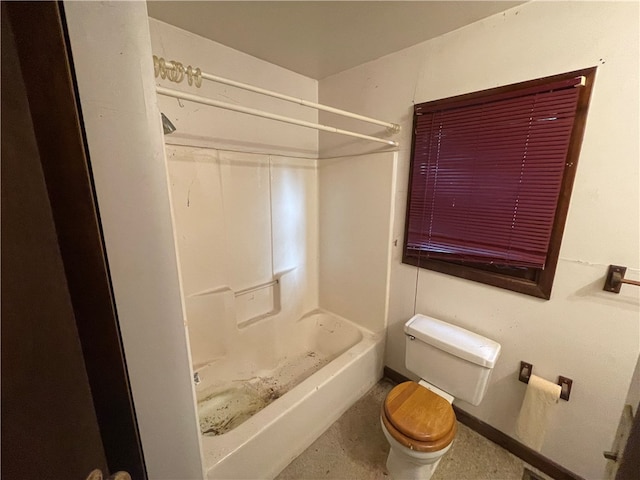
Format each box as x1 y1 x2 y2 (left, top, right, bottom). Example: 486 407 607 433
402 67 597 299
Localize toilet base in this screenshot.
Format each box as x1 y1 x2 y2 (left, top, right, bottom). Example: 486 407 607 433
381 417 452 480
386 449 442 480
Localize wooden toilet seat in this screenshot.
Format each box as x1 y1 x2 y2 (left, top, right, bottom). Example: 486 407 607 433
381 381 457 452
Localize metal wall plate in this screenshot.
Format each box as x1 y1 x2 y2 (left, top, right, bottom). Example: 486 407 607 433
558 376 573 401
603 265 627 293
519 361 533 383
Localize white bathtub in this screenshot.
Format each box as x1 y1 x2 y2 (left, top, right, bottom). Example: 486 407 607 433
196 310 384 479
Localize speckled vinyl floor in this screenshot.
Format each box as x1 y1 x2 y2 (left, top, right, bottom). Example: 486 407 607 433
276 379 551 480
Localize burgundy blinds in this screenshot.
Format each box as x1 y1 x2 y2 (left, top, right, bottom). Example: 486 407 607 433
406 77 582 269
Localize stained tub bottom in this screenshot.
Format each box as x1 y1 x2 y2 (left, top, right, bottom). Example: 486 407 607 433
197 350 329 436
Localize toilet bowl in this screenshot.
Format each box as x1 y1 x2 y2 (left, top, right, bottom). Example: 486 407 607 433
380 315 501 480
380 381 456 480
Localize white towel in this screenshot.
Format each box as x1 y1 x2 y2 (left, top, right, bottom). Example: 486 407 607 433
515 374 562 451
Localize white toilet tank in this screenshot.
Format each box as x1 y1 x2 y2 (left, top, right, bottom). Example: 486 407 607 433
405 314 501 406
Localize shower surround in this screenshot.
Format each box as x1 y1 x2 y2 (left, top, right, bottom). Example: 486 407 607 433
154 16 395 478
166 145 387 478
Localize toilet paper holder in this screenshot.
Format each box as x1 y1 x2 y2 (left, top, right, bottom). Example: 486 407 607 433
518 361 572 401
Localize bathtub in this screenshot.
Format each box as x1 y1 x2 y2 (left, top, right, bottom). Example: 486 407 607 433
196 309 384 479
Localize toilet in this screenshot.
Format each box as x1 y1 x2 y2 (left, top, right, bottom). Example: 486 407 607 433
381 314 501 480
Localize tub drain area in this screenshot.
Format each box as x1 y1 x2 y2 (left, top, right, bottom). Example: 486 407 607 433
197 350 330 436
198 383 277 436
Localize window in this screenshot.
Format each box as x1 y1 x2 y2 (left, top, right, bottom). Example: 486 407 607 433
403 68 596 299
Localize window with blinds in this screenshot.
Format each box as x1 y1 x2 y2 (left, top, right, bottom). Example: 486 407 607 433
403 68 596 299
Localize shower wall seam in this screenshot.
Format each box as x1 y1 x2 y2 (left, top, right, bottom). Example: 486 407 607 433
268 155 275 279
162 143 397 161
164 142 318 161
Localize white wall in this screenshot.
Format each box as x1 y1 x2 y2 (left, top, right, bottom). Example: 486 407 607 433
63 2 204 478
319 1 639 478
319 152 397 333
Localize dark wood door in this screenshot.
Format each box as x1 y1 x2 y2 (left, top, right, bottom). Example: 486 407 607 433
1 3 145 479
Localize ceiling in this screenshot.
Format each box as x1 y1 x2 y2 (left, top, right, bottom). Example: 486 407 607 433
146 1 525 80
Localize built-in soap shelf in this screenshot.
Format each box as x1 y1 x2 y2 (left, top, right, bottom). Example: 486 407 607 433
235 278 281 328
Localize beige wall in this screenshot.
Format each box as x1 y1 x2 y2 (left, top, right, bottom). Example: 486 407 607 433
319 1 639 478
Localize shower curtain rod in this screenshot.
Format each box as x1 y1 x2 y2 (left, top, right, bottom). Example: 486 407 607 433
198 71 400 133
153 55 400 133
156 86 400 147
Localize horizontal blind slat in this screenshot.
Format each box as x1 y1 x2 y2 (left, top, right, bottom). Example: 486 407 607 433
407 80 580 268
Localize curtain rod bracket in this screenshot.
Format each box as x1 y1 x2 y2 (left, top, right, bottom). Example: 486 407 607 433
603 265 640 293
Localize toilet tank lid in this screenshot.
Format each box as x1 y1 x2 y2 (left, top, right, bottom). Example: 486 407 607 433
405 315 501 368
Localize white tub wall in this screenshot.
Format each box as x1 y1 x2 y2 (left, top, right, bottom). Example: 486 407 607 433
165 147 320 366
184 291 235 369
271 155 319 285
270 154 320 322
219 150 274 292
318 152 397 334
63 2 204 479
165 146 228 296
166 147 318 296
319 2 639 479
150 16 320 325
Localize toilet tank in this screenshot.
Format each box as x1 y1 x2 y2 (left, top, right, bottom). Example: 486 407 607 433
405 314 501 406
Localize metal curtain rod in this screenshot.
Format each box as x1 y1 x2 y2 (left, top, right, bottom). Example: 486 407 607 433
156 86 399 147
153 55 400 133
